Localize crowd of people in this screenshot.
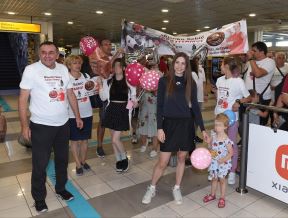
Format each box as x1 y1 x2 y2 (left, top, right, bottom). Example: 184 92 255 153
18 39 288 213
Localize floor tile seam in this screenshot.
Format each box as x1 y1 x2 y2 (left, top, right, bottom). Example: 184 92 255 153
14 174 34 217
203 196 243 217
140 186 238 218
241 195 286 218
71 172 106 199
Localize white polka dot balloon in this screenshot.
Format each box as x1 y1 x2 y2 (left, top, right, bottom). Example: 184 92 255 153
139 70 161 91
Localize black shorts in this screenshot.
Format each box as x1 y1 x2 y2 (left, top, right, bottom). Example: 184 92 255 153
160 117 195 152
69 116 93 141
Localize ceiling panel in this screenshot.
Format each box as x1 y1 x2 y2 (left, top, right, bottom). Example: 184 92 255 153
1 0 288 46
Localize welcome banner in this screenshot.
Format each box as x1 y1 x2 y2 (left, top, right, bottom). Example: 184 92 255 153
121 19 248 58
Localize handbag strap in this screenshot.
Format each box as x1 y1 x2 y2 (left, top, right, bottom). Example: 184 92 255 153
253 76 270 96
276 66 285 77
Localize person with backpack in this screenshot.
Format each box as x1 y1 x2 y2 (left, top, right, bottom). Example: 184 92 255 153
271 52 288 102
244 41 276 125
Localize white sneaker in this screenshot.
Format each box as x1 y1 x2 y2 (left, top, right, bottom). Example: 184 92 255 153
142 185 156 204
228 172 236 185
149 150 158 158
131 135 138 144
172 187 183 204
208 174 213 181
140 145 147 153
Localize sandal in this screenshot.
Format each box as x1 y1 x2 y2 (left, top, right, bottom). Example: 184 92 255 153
203 194 216 203
218 198 225 208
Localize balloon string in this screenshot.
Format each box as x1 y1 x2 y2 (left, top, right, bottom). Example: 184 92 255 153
137 89 145 101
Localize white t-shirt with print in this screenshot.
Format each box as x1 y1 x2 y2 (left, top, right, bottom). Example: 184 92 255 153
271 63 288 87
20 61 72 126
192 67 206 102
215 76 250 120
68 73 93 118
244 58 275 100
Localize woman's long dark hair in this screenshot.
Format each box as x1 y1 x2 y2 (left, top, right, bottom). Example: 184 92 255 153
109 58 129 96
166 52 193 105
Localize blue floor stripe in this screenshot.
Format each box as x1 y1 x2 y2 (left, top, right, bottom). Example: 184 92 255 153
0 97 13 112
47 160 101 218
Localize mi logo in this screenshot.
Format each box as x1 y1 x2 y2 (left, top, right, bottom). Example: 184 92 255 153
275 145 288 180
281 154 288 170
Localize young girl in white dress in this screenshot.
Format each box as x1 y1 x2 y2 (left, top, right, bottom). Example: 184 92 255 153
203 113 233 208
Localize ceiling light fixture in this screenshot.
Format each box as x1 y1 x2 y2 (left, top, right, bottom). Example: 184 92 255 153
7 12 16 15
44 12 52 16
173 32 177 35
161 9 169 13
196 29 201 32
163 20 169 23
249 13 256 17
161 27 167 30
96 11 103 14
67 21 74 25
204 26 210 29
130 21 135 24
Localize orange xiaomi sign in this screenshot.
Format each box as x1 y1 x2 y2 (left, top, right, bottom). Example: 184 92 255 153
0 21 41 33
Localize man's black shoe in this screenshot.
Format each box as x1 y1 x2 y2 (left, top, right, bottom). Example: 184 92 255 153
35 200 48 213
56 190 74 201
96 147 106 158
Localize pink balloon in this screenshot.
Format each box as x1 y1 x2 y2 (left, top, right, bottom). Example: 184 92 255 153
139 70 161 91
190 148 212 170
125 63 145 86
79 36 99 56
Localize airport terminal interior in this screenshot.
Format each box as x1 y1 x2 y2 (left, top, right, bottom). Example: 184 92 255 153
0 0 288 217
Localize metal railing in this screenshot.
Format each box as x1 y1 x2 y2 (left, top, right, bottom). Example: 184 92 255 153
236 103 288 194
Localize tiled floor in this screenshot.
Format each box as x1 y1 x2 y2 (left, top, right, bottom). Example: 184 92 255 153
0 94 287 218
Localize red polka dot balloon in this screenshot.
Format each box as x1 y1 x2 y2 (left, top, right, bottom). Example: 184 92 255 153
79 36 98 56
125 62 145 86
139 70 161 91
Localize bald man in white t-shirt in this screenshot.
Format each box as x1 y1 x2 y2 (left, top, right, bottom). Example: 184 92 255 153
19 41 83 213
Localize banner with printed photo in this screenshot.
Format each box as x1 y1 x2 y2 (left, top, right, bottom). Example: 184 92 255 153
121 19 248 58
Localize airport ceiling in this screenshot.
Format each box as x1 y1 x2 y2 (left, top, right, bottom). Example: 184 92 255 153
1 0 288 47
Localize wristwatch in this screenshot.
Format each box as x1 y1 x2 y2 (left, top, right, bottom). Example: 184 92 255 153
235 99 241 104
